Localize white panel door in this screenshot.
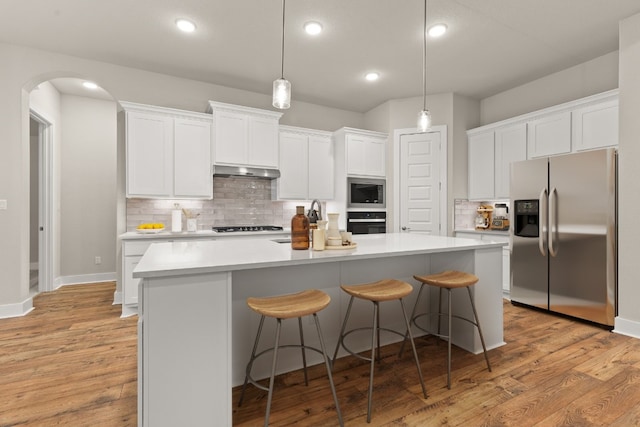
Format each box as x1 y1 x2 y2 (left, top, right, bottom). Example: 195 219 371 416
400 131 441 234
214 110 247 165
174 119 212 198
278 132 309 199
248 116 279 168
308 135 334 200
126 112 173 197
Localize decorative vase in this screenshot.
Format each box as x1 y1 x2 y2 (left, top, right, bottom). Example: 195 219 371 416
327 213 340 239
291 206 310 250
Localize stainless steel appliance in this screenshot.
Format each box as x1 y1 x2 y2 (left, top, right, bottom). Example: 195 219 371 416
347 211 386 234
347 178 385 209
212 225 284 233
510 148 617 327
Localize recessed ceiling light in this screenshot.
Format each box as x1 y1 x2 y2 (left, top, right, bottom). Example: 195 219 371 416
304 21 323 35
428 23 447 38
82 81 98 90
365 72 380 82
176 18 196 33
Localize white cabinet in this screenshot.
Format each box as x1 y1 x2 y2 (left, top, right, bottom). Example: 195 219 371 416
277 126 334 200
455 231 510 295
468 131 495 200
122 102 212 199
494 123 527 199
572 99 619 151
208 101 282 168
527 111 572 158
334 127 387 178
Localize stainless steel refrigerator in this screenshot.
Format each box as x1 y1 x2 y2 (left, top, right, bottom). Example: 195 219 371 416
510 148 617 327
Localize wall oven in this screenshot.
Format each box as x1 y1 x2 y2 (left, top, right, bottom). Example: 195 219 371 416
347 211 387 234
347 178 385 209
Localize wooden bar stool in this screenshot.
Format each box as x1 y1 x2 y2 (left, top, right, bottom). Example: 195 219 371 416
332 279 427 423
238 289 343 427
402 270 492 389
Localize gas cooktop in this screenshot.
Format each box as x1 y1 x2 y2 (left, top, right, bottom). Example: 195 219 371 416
212 225 284 233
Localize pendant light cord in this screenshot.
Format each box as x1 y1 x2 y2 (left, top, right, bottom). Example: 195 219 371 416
280 0 286 79
423 0 427 110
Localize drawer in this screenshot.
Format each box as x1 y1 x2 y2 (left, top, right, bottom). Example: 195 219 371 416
124 240 154 256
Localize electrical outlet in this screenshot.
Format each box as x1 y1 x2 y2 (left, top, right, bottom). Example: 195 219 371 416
94 256 102 265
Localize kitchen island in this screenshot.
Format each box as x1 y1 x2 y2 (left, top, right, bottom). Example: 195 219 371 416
133 233 506 427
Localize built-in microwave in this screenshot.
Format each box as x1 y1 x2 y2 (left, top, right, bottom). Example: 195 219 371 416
347 177 385 209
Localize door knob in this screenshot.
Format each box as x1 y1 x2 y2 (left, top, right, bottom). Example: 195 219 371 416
401 226 410 231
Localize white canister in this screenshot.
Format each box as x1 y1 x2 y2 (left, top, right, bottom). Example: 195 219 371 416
171 209 183 232
187 218 197 232
312 229 326 251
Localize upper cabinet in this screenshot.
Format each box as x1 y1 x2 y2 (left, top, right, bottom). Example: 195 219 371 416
467 89 618 200
277 126 334 200
208 101 283 169
121 102 213 199
334 127 387 178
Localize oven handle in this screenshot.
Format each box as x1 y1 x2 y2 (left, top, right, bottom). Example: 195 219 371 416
348 218 386 223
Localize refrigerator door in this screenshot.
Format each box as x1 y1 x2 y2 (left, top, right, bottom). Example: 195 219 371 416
510 157 549 309
548 148 616 326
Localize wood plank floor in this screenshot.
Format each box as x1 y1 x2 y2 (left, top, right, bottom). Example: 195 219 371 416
2 283 640 426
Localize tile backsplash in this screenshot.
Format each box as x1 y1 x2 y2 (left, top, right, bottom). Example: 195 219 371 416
126 176 315 231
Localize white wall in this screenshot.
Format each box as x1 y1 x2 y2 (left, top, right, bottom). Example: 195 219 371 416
480 51 619 125
60 95 117 276
0 41 367 312
617 12 640 336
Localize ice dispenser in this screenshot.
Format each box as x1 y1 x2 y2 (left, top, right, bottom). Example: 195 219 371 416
514 199 539 237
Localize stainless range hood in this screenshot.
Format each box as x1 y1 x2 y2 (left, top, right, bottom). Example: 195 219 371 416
212 165 280 179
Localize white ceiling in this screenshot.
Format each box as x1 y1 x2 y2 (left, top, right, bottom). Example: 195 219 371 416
4 0 640 112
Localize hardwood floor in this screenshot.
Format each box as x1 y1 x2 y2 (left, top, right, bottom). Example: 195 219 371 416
2 283 640 426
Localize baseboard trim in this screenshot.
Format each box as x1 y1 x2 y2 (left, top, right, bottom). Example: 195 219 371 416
113 290 123 305
54 272 117 289
0 297 34 319
614 316 640 339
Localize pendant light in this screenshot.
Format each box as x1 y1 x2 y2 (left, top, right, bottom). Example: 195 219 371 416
418 0 432 132
273 0 291 109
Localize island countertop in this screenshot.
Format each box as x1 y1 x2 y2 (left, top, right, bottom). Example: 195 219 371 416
133 232 506 279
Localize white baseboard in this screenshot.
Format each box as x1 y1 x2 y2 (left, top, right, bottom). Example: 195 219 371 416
0 297 34 319
614 316 640 339
113 290 123 305
54 272 117 289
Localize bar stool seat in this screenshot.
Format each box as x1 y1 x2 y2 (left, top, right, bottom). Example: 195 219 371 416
333 279 427 423
239 289 343 427
403 270 492 390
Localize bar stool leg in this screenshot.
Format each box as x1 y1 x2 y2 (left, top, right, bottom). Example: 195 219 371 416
298 317 309 386
399 298 428 399
264 318 283 427
399 282 427 357
367 302 379 423
313 313 344 427
239 315 266 407
332 296 355 363
446 289 452 389
467 287 492 372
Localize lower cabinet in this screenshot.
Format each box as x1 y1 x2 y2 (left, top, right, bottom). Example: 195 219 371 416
455 231 510 296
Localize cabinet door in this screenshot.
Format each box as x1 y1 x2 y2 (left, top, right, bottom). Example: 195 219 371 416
527 111 571 158
214 110 248 165
248 116 279 168
308 135 334 200
124 255 142 305
365 137 386 177
572 100 619 151
278 132 309 199
174 119 213 198
346 134 367 176
468 131 495 200
126 112 173 197
495 123 527 199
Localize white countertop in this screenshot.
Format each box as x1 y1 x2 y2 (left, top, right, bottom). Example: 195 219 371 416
133 232 506 279
454 228 510 236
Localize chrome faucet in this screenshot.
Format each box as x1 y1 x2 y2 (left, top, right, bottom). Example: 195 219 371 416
308 199 322 223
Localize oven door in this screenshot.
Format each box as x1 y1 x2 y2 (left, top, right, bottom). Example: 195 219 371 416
347 212 387 234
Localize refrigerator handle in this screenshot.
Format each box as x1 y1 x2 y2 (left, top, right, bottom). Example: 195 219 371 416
539 188 548 257
549 187 558 257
